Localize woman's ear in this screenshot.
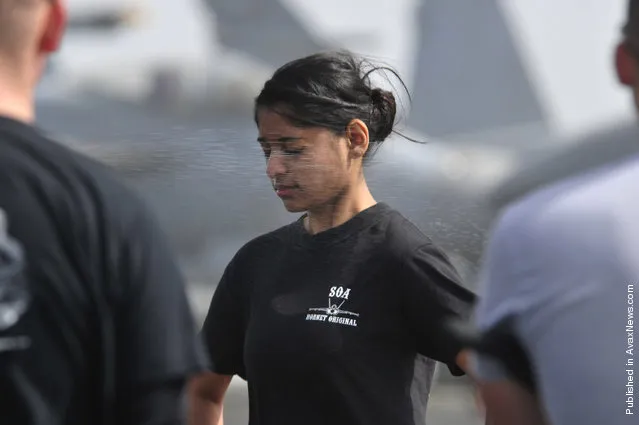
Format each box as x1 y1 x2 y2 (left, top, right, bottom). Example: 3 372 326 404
346 119 370 159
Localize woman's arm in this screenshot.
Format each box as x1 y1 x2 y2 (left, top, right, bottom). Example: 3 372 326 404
188 372 233 425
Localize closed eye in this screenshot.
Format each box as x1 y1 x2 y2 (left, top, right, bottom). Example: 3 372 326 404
257 137 305 158
261 147 303 159
283 147 304 156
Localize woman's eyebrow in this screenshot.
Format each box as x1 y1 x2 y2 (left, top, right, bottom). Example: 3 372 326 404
256 136 303 143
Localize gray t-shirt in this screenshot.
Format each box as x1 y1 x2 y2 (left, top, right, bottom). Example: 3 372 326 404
473 155 639 425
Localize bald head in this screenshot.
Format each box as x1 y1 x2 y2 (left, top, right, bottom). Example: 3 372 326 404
0 0 65 91
0 0 44 57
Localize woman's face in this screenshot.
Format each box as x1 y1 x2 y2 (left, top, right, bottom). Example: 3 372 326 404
257 109 354 213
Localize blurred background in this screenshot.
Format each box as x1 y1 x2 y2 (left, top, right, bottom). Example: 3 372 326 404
34 0 634 423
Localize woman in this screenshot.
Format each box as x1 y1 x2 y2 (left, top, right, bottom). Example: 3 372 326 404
190 51 476 425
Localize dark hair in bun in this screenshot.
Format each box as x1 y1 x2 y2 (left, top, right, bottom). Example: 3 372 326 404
255 50 416 162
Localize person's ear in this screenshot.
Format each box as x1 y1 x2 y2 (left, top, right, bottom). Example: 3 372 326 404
615 41 636 87
346 119 370 159
40 0 67 53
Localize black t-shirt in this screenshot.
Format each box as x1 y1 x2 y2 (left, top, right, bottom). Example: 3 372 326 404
201 203 476 425
0 116 208 425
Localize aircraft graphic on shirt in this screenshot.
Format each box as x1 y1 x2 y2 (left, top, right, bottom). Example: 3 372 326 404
308 298 359 317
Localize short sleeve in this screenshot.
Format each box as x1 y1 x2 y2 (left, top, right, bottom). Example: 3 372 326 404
400 244 477 376
200 254 248 378
116 200 209 385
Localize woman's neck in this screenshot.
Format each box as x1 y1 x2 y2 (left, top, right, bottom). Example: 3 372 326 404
304 183 376 235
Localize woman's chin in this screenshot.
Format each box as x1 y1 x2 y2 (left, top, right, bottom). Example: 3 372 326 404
280 198 307 213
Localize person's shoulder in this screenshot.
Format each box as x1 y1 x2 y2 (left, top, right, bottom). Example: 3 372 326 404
490 121 639 240
380 205 435 251
492 155 639 261
0 118 149 230
231 221 297 264
375 204 457 268
491 122 639 210
505 155 638 222
0 118 131 191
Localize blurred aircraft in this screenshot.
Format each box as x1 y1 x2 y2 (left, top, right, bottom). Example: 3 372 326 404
33 92 557 288
35 0 632 289
49 0 216 103
34 3 635 386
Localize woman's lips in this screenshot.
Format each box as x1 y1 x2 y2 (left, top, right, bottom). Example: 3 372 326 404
275 186 295 197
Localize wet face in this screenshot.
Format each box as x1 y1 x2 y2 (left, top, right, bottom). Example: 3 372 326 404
257 109 353 213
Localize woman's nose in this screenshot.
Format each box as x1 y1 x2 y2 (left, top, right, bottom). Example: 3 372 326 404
266 152 287 180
